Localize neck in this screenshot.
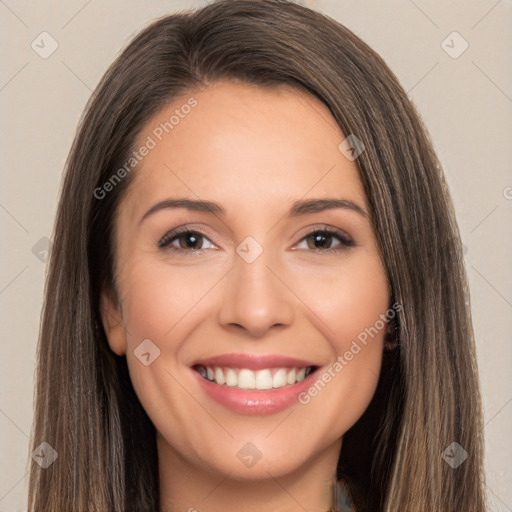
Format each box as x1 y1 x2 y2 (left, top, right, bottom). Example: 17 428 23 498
158 433 342 512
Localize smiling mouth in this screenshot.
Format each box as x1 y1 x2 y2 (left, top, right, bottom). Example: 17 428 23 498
193 364 318 390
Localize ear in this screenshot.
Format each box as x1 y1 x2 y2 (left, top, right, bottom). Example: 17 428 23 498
99 287 127 356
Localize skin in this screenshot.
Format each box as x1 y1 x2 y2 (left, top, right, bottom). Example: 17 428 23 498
101 80 391 512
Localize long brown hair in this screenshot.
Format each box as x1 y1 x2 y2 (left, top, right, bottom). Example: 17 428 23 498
28 1 486 510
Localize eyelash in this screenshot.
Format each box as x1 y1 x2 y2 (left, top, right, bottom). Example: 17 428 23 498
157 226 355 255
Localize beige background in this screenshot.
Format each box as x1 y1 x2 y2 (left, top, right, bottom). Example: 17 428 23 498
1 1 511 510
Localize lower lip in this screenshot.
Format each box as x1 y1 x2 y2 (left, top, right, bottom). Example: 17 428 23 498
193 369 317 415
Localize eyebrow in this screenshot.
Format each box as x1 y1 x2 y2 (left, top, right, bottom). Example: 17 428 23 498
139 197 368 224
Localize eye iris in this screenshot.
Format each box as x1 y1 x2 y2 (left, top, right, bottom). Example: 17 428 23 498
308 231 332 250
179 232 202 250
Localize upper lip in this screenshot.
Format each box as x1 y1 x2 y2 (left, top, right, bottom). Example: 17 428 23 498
191 353 318 370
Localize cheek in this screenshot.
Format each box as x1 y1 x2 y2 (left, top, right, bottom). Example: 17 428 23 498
291 253 390 352
117 256 222 410
118 254 217 343
275 255 389 436
118 257 216 443
294 300 386 443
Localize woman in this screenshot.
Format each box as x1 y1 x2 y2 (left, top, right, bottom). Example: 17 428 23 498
27 1 486 510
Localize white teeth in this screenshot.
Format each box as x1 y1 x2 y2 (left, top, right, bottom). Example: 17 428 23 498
255 369 273 389
225 368 238 387
238 369 256 389
214 367 225 385
272 368 287 388
198 365 315 389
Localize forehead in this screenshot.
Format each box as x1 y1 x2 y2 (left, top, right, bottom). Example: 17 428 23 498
124 80 368 220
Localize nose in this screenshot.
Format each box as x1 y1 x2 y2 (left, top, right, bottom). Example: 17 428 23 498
217 246 295 338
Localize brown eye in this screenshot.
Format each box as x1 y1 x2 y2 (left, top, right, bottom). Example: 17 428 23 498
158 229 216 252
297 228 355 253
306 231 336 250
175 232 203 250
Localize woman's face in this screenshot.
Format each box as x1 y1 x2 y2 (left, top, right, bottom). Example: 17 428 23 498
101 80 390 480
